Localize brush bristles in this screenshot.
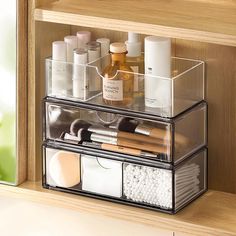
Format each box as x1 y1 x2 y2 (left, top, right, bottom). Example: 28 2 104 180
70 119 91 135
117 117 139 133
77 128 92 142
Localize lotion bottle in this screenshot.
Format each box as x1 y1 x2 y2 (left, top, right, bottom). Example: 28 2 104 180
144 36 171 109
51 41 67 96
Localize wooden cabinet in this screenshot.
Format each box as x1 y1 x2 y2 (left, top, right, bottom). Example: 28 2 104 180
0 0 236 235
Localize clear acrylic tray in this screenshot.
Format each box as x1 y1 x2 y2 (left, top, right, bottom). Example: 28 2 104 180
45 55 204 118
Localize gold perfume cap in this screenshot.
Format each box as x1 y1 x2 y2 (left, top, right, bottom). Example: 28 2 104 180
110 42 127 53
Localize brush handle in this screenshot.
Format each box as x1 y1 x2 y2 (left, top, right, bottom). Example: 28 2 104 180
117 138 166 154
135 124 189 146
101 143 142 156
117 131 166 146
148 128 189 146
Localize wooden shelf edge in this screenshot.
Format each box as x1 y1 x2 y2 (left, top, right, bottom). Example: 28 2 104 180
34 9 236 47
0 182 236 236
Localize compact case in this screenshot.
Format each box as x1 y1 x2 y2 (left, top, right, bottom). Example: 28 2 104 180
43 142 207 214
43 97 207 165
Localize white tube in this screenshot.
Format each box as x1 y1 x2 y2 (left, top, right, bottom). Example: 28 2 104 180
77 31 91 48
96 38 110 57
64 35 78 62
144 36 171 108
73 48 88 100
51 41 67 96
87 41 101 92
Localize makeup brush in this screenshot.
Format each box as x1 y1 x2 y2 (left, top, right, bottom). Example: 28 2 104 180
70 119 167 147
78 129 165 154
70 119 91 136
62 133 158 158
116 117 189 146
82 142 158 158
88 126 166 147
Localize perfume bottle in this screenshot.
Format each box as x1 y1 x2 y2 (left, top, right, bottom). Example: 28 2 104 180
102 43 134 106
125 32 144 97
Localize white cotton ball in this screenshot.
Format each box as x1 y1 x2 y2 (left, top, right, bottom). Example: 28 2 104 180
49 151 81 188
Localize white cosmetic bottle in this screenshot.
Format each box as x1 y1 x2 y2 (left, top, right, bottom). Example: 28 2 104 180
87 41 101 92
64 35 78 96
125 32 144 97
144 36 171 109
77 31 91 48
64 35 78 62
73 48 88 100
96 38 110 69
51 41 67 96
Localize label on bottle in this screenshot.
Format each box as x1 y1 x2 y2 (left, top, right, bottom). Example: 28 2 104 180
103 77 123 101
131 66 139 92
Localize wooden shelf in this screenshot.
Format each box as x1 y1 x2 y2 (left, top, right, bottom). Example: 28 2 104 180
34 0 236 47
0 182 236 236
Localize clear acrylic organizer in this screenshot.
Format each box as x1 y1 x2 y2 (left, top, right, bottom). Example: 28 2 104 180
45 55 204 118
43 142 207 214
43 97 207 164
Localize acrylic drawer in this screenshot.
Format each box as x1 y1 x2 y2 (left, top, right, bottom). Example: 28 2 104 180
45 56 204 118
43 97 207 164
43 142 207 214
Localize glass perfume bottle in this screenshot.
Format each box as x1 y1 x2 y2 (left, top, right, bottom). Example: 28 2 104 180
125 32 144 98
102 43 134 106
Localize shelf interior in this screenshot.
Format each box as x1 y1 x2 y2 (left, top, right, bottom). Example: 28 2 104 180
34 0 236 46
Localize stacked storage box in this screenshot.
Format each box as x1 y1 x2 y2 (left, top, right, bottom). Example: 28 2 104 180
42 55 207 214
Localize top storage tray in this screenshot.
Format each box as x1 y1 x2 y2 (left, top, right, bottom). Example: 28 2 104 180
45 55 205 118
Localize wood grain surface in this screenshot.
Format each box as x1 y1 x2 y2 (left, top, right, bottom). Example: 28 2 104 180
34 0 236 46
0 182 236 236
16 0 28 184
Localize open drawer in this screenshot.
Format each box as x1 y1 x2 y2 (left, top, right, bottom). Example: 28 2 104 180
43 97 207 164
43 142 207 214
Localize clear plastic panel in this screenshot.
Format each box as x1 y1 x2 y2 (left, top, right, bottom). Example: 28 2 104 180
45 58 102 101
174 103 207 163
43 145 207 213
44 100 206 164
45 56 204 118
45 101 172 162
175 149 207 211
172 58 204 116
